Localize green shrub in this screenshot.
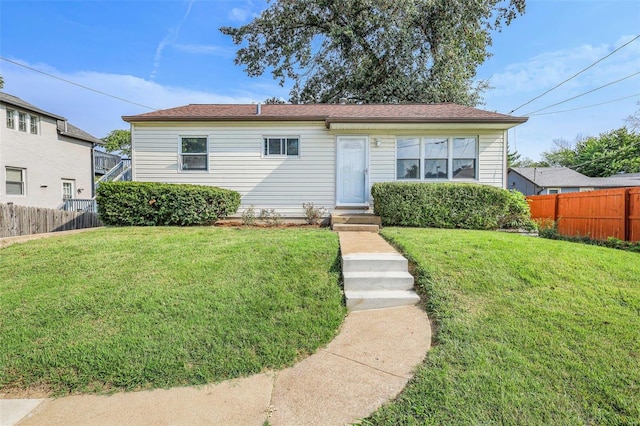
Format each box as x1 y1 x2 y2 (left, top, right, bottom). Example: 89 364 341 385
96 182 240 226
371 182 535 230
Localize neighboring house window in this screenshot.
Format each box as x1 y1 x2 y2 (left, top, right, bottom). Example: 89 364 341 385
180 137 208 171
263 137 299 157
29 115 39 134
396 136 478 181
547 188 561 194
6 167 25 195
6 108 15 129
62 179 75 200
18 112 27 131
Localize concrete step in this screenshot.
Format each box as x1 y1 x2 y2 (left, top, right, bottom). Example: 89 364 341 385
343 271 414 291
332 224 379 233
331 214 382 226
345 290 420 311
342 253 408 273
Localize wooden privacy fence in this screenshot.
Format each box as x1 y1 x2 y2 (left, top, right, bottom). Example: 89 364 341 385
0 203 102 238
527 187 640 242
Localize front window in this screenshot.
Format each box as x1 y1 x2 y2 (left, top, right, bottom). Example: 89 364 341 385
396 138 420 179
6 167 25 195
6 108 15 129
397 136 478 181
452 137 477 179
18 112 27 132
29 115 39 134
180 137 208 171
263 137 299 157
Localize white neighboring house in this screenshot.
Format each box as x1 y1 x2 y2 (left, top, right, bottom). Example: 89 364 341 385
123 103 528 217
1 92 101 209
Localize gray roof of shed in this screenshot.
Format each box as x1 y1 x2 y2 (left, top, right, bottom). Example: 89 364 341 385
509 167 640 188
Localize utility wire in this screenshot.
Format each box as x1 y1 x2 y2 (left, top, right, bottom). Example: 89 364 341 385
522 71 640 116
508 34 640 114
0 56 159 110
529 93 640 116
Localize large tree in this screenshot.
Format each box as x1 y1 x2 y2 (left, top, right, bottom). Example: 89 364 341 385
102 129 131 157
221 0 525 105
539 129 640 177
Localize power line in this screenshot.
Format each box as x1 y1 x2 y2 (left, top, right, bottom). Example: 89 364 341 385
508 34 640 114
522 71 640 116
529 93 640 116
0 56 158 110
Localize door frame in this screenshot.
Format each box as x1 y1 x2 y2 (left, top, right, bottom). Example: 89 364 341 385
335 135 369 207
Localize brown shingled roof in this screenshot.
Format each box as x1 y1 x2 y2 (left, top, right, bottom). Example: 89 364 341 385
122 103 527 125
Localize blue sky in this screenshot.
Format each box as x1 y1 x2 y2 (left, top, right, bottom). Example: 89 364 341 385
1 0 638 161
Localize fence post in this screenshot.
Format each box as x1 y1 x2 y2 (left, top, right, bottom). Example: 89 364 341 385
553 194 559 222
623 188 629 242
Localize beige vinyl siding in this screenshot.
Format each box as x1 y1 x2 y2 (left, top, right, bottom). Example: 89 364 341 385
132 122 507 217
132 122 336 217
478 133 505 188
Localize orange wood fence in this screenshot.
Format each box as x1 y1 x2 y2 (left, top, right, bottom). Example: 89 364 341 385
527 187 640 242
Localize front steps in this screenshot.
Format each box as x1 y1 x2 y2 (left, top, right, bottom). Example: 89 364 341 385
338 232 420 311
331 213 382 233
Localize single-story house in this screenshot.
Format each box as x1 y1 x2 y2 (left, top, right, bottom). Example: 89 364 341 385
508 167 640 196
1 92 101 209
122 103 528 217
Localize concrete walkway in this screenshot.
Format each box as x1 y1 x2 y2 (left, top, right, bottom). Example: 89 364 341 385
1 232 431 426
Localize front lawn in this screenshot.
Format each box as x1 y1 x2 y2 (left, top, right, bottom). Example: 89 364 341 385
0 227 345 396
369 228 640 425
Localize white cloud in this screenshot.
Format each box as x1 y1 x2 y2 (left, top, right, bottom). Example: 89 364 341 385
151 0 197 80
1 59 263 139
228 7 251 23
172 43 234 57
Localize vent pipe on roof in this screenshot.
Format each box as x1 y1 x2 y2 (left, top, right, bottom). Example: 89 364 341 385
256 103 261 115
339 98 347 105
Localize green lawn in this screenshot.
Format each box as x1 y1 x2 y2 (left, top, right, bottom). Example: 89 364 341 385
368 228 640 425
0 227 345 396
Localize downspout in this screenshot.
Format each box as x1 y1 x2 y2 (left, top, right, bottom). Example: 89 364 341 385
91 143 96 198
503 130 508 189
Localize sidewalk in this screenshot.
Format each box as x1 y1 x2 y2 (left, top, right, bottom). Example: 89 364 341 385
2 232 431 426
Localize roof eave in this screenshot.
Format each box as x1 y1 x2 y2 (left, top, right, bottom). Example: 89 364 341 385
122 115 529 128
58 130 101 145
2 99 66 121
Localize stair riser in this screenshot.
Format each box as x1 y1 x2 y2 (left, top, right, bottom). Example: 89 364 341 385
332 224 379 232
346 295 420 311
331 216 382 226
342 258 408 273
344 276 414 291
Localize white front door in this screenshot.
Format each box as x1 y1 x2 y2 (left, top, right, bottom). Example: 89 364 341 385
336 136 367 205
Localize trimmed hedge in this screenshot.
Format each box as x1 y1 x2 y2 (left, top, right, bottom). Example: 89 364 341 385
371 182 535 230
96 182 240 226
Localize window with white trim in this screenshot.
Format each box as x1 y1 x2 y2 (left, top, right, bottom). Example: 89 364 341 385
6 167 25 195
62 179 75 200
180 137 208 171
263 137 299 157
18 112 27 132
6 108 15 129
397 136 478 181
29 115 39 134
